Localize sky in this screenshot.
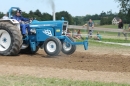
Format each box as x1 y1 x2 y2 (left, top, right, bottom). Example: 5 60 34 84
0 0 120 16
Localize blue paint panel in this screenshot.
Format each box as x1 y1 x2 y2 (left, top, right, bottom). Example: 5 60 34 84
36 28 54 41
30 42 36 51
29 35 36 41
55 28 62 36
54 23 63 36
30 21 64 36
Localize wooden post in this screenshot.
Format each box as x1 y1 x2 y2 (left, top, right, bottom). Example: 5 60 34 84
87 21 89 35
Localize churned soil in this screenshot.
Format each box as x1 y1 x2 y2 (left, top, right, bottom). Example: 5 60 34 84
0 47 130 84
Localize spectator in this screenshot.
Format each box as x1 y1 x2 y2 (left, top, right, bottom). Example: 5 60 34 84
66 29 72 37
88 19 94 37
118 19 127 38
128 24 130 31
2 14 9 19
72 30 80 39
77 29 84 39
94 32 102 41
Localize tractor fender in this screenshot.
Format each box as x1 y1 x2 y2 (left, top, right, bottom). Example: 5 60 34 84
0 19 20 30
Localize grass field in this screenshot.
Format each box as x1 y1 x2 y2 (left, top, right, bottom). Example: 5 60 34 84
97 24 129 29
93 20 100 26
93 20 100 24
88 39 130 49
78 30 130 41
0 75 129 86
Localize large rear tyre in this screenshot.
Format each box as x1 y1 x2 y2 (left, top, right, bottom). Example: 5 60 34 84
62 37 76 55
0 22 23 56
44 37 62 56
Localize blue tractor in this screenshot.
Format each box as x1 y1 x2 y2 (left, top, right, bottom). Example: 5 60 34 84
0 7 88 56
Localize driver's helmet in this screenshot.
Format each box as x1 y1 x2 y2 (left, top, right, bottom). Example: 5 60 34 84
17 10 22 14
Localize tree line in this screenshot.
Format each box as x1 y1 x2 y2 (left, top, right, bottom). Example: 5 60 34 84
115 0 130 24
0 9 123 25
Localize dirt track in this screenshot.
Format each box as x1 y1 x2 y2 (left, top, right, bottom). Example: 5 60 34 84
0 47 130 84
0 51 130 72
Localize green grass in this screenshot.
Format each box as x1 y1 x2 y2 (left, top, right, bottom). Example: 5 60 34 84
79 29 130 40
88 40 129 48
93 20 100 26
76 36 130 52
97 24 129 29
0 75 129 86
73 29 118 37
77 38 130 48
93 20 100 23
93 30 118 36
101 38 130 43
98 24 118 29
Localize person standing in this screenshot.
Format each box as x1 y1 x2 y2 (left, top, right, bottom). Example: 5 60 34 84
118 19 127 38
88 19 94 37
2 14 9 19
118 19 123 36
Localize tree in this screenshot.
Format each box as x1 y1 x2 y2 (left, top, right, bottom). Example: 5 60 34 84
22 12 29 18
56 11 74 24
116 0 130 23
73 16 85 25
41 13 52 21
34 9 42 17
100 11 107 18
0 12 4 19
115 0 130 13
29 10 34 16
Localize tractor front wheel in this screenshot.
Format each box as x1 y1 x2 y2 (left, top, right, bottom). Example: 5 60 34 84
44 37 62 56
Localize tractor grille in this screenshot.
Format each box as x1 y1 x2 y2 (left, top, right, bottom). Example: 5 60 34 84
62 22 68 35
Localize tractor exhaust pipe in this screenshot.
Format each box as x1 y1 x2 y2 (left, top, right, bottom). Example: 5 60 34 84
53 11 56 21
48 0 55 21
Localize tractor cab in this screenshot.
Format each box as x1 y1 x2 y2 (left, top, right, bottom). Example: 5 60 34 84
8 7 21 19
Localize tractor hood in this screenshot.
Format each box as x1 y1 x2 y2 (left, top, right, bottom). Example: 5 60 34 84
30 20 68 28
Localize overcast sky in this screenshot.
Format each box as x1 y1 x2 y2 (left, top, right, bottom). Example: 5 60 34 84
0 0 120 16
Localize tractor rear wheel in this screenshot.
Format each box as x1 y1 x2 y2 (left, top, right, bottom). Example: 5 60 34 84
0 22 23 56
61 37 76 55
44 37 62 56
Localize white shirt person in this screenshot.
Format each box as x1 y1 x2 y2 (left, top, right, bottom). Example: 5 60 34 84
2 14 9 19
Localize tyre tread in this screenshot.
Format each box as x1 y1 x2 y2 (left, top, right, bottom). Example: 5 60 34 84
0 22 23 56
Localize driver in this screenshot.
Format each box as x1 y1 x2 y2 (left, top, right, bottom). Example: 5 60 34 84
13 10 30 37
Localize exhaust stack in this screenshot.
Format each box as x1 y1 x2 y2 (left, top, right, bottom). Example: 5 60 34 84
48 0 56 21
53 11 56 21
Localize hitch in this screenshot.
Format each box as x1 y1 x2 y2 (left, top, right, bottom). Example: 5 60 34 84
63 36 88 50
83 40 88 50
